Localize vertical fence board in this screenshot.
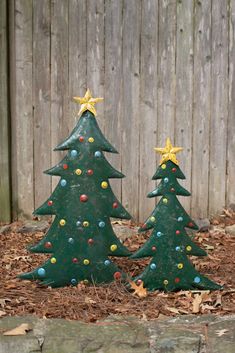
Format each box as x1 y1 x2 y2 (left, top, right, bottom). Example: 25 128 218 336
33 0 51 209
12 0 34 218
0 0 11 222
209 0 228 215
191 0 211 218
104 0 123 199
121 0 141 219
227 0 235 206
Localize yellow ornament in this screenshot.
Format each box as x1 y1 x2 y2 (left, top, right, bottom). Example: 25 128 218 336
154 138 183 166
163 198 168 204
150 216 156 222
83 221 89 227
88 137 94 143
186 245 192 251
59 219 66 226
101 181 108 189
83 259 90 265
178 263 183 269
75 168 82 175
163 279 169 285
161 164 166 169
50 257 56 264
83 279 89 284
73 89 103 116
110 244 117 252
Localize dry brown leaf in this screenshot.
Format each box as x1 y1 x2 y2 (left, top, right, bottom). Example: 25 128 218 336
192 294 203 313
84 297 96 304
0 310 6 317
129 280 147 298
214 294 222 307
215 329 229 337
3 323 32 336
166 307 180 314
0 298 11 308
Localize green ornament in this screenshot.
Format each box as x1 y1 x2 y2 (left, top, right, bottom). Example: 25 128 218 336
19 90 131 288
131 139 221 292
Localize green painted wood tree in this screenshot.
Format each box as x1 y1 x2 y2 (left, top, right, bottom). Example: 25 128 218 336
19 89 131 288
131 138 221 292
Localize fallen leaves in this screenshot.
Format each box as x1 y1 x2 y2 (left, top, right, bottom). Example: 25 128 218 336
3 323 32 336
129 280 147 298
215 329 229 337
0 310 6 317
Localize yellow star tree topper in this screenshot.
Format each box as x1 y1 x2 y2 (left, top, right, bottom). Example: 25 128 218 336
154 138 183 166
73 89 103 116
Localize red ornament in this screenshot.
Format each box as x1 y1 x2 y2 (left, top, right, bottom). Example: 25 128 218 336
63 164 68 170
188 222 194 227
72 258 78 263
87 169 94 176
170 188 175 192
44 242 52 249
113 271 122 280
172 167 177 173
88 238 94 245
175 277 180 283
47 200 53 206
112 202 118 209
136 279 142 285
152 246 156 251
176 230 180 235
80 194 88 202
79 136 84 142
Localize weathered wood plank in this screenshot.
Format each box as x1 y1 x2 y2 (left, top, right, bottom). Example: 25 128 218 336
68 0 87 127
209 0 228 215
50 0 69 189
191 0 211 218
33 0 51 210
227 0 235 206
11 0 34 218
175 0 194 212
87 0 105 131
121 0 141 220
104 0 123 199
0 0 11 222
139 0 158 222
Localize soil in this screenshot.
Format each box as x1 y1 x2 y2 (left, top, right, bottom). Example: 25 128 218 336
0 210 235 323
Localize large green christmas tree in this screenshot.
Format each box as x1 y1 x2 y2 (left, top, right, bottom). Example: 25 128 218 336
19 89 131 287
131 138 221 292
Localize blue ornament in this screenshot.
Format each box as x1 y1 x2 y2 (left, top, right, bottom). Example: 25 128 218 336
178 216 183 222
60 179 67 187
71 278 77 286
164 177 169 183
194 276 201 283
156 231 162 237
152 190 158 196
150 263 157 270
104 260 110 266
37 268 46 277
175 246 181 251
76 221 81 227
68 237 74 244
71 150 78 157
98 221 105 228
94 151 101 158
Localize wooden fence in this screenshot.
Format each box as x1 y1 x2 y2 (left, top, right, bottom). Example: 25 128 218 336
0 0 235 222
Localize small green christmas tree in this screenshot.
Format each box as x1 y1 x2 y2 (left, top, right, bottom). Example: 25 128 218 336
19 89 131 287
131 138 221 292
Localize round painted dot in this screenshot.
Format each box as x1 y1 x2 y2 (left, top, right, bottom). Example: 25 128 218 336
98 221 105 228
150 263 157 270
163 280 169 285
44 242 52 249
172 167 177 172
110 244 117 252
114 272 121 280
175 277 180 283
164 177 169 183
50 257 56 264
68 238 74 244
186 245 192 251
83 259 90 265
94 151 101 158
101 181 108 189
188 222 194 227
178 216 183 222
37 268 46 277
83 221 89 227
104 260 110 266
152 246 156 251
71 150 78 157
47 200 53 206
71 278 77 286
80 194 88 202
176 230 180 235
161 164 166 169
178 263 184 269
163 198 168 204
76 221 81 227
75 168 82 175
88 238 94 245
112 202 118 209
150 216 156 222
87 169 94 176
88 137 94 143
170 188 175 192
194 276 201 283
79 136 84 142
63 163 68 170
157 231 162 237
175 246 181 251
83 279 89 284
136 279 142 285
72 258 78 263
59 219 66 226
152 190 158 195
60 179 67 187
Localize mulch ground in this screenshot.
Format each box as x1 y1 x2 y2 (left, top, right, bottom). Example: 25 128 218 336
0 210 235 323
